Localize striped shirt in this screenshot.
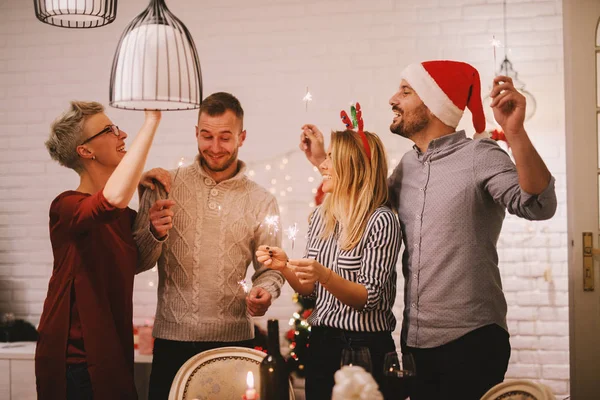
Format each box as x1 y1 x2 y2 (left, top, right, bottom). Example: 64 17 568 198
388 131 557 348
305 206 401 332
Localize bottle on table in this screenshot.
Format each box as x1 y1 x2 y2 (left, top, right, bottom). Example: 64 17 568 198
260 319 290 400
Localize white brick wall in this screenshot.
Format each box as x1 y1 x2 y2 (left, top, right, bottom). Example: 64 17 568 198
0 0 569 397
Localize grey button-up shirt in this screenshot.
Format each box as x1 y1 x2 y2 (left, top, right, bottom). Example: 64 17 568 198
388 131 557 348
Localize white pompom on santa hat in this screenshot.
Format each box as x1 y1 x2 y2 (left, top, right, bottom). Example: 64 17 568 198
400 60 491 139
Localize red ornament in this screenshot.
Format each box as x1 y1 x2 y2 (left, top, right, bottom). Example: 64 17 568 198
286 329 296 340
490 128 508 144
133 325 139 350
302 309 313 319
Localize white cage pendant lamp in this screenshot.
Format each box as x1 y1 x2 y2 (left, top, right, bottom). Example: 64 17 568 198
109 0 202 111
33 0 117 29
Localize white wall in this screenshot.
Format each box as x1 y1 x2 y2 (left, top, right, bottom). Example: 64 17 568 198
0 0 568 397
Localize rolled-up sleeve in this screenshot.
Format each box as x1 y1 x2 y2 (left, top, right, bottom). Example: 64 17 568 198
474 139 557 221
357 210 401 312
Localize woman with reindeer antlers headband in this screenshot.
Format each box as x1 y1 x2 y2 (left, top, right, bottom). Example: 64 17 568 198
256 104 401 399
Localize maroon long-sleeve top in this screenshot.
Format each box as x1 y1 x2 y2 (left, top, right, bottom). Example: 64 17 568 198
35 190 138 399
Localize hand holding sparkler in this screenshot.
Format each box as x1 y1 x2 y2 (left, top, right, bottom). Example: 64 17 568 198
299 124 326 168
256 245 289 271
246 286 272 317
241 215 281 293
149 199 176 239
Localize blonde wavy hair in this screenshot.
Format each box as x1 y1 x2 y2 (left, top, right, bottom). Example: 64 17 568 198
320 129 389 250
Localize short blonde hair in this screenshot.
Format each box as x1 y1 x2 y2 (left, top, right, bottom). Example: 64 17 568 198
45 101 104 173
320 130 389 250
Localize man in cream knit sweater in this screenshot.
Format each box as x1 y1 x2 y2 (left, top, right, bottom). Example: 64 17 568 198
133 92 284 400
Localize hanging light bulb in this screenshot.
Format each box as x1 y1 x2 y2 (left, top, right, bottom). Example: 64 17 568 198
483 56 537 124
483 0 536 124
109 0 202 111
34 0 117 28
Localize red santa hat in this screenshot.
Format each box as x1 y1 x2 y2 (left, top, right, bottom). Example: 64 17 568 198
400 60 486 135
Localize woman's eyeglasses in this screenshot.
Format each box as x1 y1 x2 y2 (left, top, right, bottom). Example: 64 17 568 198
80 125 120 145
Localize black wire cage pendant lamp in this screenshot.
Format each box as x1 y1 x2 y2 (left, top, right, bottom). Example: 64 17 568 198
33 0 117 29
483 0 536 124
109 0 202 111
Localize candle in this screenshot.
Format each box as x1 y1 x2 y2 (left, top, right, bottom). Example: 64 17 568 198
245 371 257 400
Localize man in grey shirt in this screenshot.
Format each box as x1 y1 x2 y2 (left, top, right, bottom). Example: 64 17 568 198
299 60 556 399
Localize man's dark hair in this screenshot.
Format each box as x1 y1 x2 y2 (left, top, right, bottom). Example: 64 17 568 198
199 92 244 121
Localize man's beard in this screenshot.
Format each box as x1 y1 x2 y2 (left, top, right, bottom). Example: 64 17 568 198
198 147 238 173
390 103 430 139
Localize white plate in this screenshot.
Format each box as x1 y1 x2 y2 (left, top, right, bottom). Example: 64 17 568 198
168 346 295 400
480 379 553 400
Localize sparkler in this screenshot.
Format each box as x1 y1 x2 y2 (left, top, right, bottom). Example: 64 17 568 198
303 87 312 112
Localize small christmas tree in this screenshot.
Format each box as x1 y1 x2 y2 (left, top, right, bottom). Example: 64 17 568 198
285 292 315 377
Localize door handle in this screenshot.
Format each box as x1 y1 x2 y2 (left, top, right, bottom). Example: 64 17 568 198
583 232 596 291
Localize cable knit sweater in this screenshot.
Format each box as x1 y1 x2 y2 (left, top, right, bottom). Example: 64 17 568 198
133 159 284 342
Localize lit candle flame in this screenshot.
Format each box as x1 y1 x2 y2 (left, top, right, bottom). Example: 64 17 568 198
246 371 254 388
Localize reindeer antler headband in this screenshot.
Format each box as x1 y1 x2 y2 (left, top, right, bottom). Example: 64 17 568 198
340 102 371 161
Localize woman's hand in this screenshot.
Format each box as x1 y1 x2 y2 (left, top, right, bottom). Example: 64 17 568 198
256 246 289 271
139 167 171 193
299 124 326 168
289 258 329 285
490 75 526 138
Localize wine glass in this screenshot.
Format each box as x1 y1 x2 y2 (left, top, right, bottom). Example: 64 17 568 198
382 352 416 400
340 346 372 373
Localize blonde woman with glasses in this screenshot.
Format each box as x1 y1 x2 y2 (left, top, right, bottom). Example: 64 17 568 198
35 102 166 400
257 105 401 400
